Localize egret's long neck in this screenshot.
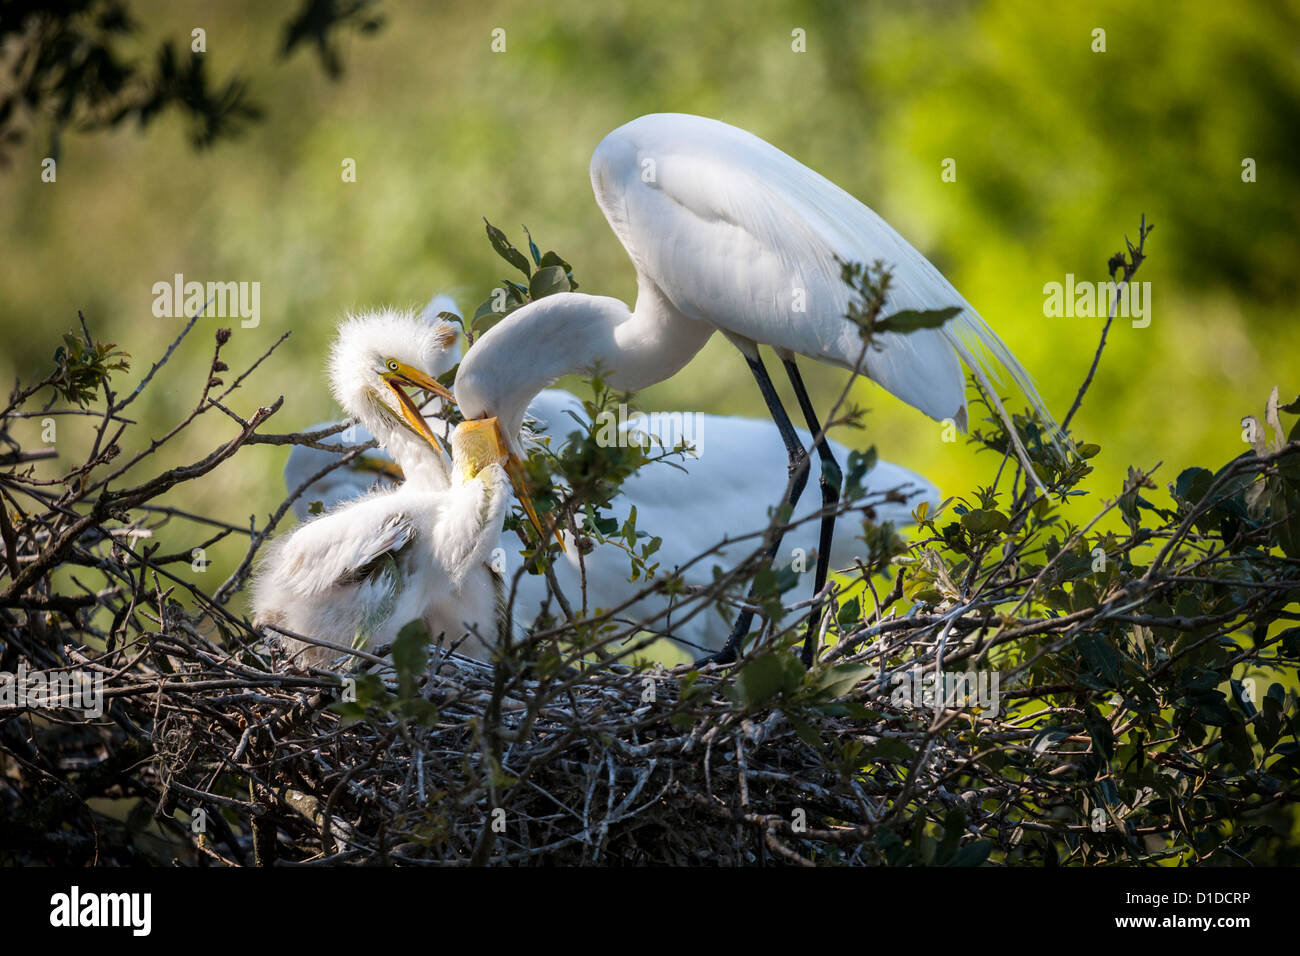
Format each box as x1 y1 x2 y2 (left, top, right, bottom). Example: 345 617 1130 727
455 287 713 448
364 407 451 490
387 430 449 489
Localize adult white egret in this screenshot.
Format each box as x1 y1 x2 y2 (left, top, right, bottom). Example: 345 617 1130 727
454 112 1064 665
252 308 506 669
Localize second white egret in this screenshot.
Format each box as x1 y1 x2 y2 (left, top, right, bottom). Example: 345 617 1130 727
455 112 1064 664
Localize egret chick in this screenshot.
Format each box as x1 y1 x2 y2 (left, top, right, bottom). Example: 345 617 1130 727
252 308 471 669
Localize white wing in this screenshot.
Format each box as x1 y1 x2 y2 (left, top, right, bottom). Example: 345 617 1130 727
608 413 937 571
283 388 582 521
591 113 1061 444
526 402 940 654
266 494 417 597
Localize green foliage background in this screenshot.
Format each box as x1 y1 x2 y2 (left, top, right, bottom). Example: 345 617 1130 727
2 0 1297 602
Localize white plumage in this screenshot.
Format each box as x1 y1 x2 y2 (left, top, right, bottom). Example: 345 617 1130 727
592 115 1061 434
518 392 937 656
455 112 1060 458
283 295 461 519
252 308 504 669
283 382 938 659
452 113 1060 663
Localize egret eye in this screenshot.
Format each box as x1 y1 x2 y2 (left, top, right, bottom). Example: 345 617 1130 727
386 359 400 372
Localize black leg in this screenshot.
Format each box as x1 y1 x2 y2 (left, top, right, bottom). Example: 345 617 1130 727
696 352 809 666
782 357 841 667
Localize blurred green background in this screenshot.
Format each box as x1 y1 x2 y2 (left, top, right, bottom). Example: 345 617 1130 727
2 0 1298 607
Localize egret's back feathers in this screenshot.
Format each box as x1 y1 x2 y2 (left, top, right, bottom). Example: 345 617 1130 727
591 113 1066 459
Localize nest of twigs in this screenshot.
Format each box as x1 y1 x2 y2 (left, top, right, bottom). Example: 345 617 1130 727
4 222 1299 866
24 608 1035 867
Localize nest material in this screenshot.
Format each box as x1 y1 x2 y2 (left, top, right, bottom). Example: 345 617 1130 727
88 620 1011 867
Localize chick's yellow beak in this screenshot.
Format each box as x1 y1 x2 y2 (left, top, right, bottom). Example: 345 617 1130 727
454 418 566 552
385 379 448 454
386 362 457 405
382 361 458 454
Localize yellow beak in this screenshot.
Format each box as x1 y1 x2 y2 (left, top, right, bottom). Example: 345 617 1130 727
386 362 457 405
386 379 448 454
455 418 566 552
383 361 458 454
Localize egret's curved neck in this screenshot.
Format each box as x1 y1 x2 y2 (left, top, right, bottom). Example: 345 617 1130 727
455 286 713 448
363 407 450 490
388 429 449 488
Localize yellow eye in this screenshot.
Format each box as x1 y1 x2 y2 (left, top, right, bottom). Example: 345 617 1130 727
386 359 399 372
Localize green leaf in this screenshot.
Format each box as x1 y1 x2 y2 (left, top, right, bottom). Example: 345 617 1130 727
960 508 1010 534
538 250 579 289
1273 484 1300 558
528 264 571 300
472 298 501 324
328 700 368 723
878 306 961 334
483 219 531 278
522 225 542 267
1084 705 1115 761
843 446 879 500
837 596 860 630
1221 721 1255 772
812 661 874 700
735 652 787 708
1257 693 1282 749
781 652 807 694
391 618 430 698
861 737 915 763
935 809 966 865
1192 694 1234 727
1174 466 1214 505
947 841 992 867
786 713 822 748
1077 632 1120 687
538 250 571 271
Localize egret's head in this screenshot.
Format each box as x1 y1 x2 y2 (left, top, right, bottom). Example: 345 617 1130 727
330 308 460 451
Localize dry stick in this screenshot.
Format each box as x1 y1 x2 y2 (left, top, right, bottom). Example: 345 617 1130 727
0 495 19 580
1062 215 1152 433
0 448 57 466
112 304 208 415
0 401 280 602
86 331 289 496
